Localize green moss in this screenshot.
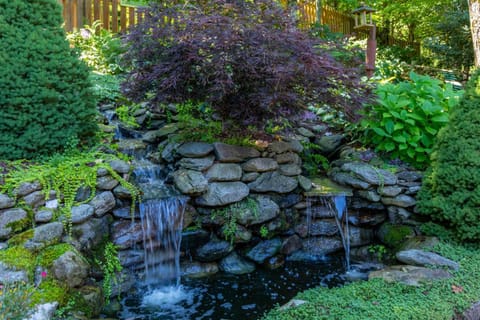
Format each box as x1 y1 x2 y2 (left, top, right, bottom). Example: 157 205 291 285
0 246 35 277
380 223 414 249
36 243 74 268
263 241 480 320
5 216 31 234
30 279 68 306
7 229 34 246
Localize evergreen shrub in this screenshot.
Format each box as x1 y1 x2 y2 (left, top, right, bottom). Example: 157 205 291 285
121 0 368 127
416 70 480 241
0 0 98 160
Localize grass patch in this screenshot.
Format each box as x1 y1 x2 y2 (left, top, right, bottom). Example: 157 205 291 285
263 241 480 320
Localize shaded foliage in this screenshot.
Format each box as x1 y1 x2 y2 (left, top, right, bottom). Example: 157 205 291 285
359 72 461 168
417 70 480 241
0 0 97 160
121 0 369 127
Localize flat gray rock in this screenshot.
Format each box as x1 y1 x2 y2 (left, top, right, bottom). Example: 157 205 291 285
396 249 459 271
219 252 256 274
89 191 116 217
196 182 249 206
369 265 452 286
242 158 278 172
173 169 208 195
341 162 397 186
206 163 243 182
381 194 416 207
213 143 260 162
0 193 15 209
178 156 215 171
177 142 214 158
248 171 298 193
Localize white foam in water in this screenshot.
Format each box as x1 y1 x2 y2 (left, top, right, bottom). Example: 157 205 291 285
142 286 188 307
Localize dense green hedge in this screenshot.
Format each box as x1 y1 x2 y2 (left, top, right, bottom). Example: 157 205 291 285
416 70 480 241
0 0 97 160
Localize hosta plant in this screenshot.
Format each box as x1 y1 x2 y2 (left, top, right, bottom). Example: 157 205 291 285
359 71 462 168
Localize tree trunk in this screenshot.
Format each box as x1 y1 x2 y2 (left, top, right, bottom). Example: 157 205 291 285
469 0 480 66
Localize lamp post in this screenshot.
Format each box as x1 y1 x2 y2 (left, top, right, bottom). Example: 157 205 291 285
353 3 376 78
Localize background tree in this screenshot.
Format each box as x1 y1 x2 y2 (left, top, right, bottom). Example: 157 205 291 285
469 0 480 66
0 0 98 160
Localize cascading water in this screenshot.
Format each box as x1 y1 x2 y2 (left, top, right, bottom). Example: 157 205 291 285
140 198 186 287
305 193 351 271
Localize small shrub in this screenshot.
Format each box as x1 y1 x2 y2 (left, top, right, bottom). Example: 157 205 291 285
121 0 368 127
0 0 98 160
416 70 480 241
359 71 462 168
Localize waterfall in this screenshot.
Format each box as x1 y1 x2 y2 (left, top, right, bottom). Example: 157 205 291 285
132 159 187 287
306 194 351 271
140 197 186 287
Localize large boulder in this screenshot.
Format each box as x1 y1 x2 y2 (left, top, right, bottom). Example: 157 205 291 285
213 143 260 162
196 182 249 206
23 190 46 208
173 169 209 195
248 171 298 193
52 250 90 288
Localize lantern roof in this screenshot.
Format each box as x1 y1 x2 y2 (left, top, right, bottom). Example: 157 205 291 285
352 3 376 14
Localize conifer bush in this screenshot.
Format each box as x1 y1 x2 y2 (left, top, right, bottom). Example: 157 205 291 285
121 0 368 127
416 70 480 241
0 0 98 160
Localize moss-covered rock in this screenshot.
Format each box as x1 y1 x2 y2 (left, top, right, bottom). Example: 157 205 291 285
377 222 415 249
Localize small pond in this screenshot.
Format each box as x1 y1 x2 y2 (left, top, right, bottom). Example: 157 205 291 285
120 256 348 320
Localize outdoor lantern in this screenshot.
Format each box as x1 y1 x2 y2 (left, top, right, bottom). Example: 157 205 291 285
352 2 375 30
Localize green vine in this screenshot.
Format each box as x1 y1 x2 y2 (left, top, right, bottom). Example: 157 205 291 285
95 242 123 303
0 151 140 233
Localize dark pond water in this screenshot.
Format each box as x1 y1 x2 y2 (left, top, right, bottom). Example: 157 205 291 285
120 256 349 320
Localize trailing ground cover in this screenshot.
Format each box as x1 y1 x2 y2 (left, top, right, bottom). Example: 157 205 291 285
263 241 480 320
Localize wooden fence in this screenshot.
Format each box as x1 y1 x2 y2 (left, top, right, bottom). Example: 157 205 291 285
296 1 354 34
58 0 145 32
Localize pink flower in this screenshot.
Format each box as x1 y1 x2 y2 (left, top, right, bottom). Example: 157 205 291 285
41 271 47 279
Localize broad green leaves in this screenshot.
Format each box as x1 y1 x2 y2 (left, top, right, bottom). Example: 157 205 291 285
360 71 463 168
